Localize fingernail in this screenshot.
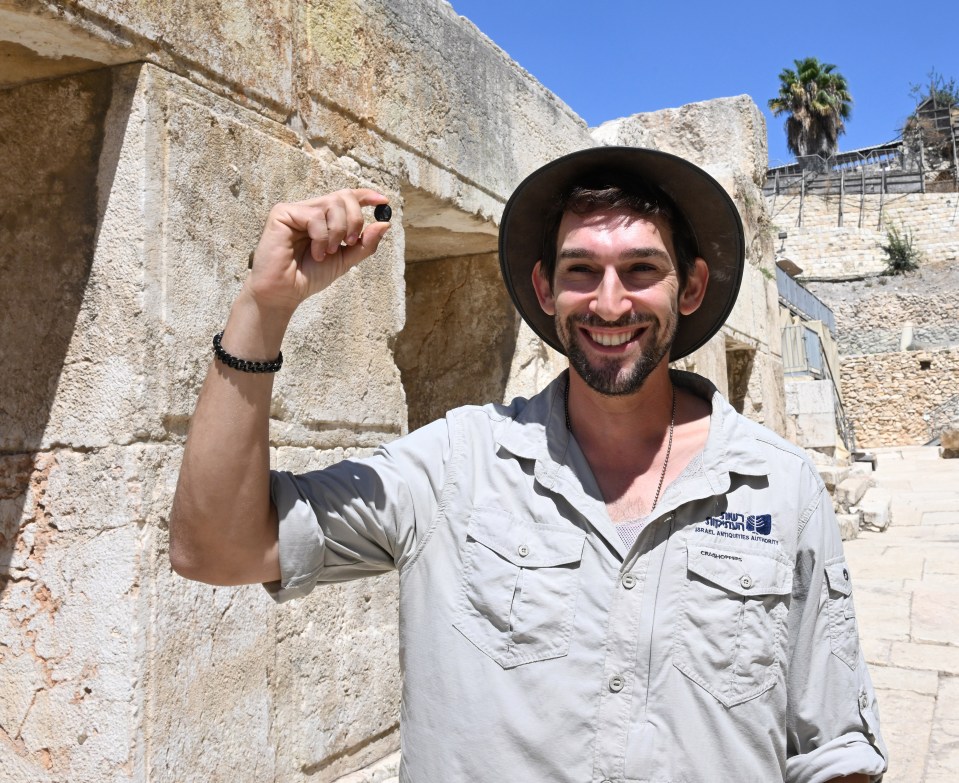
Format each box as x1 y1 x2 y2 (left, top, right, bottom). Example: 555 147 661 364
347 234 358 245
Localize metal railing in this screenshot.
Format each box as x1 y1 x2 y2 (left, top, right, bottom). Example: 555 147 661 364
777 268 836 335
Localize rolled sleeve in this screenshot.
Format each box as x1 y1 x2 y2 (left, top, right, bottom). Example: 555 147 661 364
786 471 888 782
262 417 453 603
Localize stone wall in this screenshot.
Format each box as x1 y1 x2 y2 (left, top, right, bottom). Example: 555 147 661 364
808 269 959 356
840 350 959 448
1 4 783 781
769 191 959 278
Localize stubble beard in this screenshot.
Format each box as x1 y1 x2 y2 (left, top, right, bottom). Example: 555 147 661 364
558 308 678 397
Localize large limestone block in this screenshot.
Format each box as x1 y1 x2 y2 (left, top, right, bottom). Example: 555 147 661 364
835 512 861 541
592 95 768 186
0 69 112 453
725 264 777 352
818 464 851 493
745 349 787 434
836 474 875 510
150 66 407 447
273 575 402 783
857 487 892 532
785 380 838 450
295 0 592 212
147 553 279 783
672 338 728 398
0 450 147 781
270 446 401 782
8 0 294 115
7 64 407 451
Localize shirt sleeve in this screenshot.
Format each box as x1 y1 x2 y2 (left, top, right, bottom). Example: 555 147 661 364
785 464 888 783
262 416 453 603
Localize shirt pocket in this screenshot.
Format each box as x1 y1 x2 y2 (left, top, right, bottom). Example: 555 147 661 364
453 509 586 669
673 545 792 707
824 556 860 669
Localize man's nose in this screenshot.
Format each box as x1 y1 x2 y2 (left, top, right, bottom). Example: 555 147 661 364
590 267 631 321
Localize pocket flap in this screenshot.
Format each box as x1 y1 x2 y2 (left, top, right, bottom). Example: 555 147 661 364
467 512 586 568
687 546 792 596
825 559 853 596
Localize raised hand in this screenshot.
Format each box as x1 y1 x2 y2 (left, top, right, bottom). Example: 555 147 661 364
245 188 392 316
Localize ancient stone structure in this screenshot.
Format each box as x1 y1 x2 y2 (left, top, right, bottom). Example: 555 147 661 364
770 191 959 279
1 3 783 781
839 349 959 447
772 191 959 449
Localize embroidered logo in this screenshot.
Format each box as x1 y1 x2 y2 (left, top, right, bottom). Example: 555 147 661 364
695 512 776 545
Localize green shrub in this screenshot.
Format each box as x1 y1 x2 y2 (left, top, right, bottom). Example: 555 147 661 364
880 225 921 275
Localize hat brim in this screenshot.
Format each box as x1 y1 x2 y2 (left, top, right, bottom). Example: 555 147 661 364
498 146 745 362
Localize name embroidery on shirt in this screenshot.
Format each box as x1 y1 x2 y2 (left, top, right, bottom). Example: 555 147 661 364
695 512 777 545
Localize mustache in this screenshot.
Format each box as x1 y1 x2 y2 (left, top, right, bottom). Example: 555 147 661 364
571 314 656 329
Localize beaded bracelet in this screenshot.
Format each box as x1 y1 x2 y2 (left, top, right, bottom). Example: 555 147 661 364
212 331 283 373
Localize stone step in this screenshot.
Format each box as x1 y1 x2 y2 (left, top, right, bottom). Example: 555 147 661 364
819 464 851 493
836 474 875 511
836 512 861 541
854 487 893 532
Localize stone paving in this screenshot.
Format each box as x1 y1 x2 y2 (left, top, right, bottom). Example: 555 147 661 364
844 446 959 782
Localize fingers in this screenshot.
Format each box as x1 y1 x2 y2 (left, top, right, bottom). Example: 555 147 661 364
300 189 387 261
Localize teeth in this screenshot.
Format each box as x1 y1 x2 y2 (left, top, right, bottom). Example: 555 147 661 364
589 330 638 346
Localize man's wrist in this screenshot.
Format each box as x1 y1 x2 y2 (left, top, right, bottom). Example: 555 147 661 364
220 287 293 360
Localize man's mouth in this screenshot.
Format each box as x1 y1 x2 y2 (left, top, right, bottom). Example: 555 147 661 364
582 327 643 347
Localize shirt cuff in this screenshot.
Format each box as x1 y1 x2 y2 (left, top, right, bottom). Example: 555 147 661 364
786 731 887 783
261 470 326 604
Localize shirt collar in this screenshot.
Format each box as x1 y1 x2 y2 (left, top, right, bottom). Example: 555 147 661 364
494 368 770 481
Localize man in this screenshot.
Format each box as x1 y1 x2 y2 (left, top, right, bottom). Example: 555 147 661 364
171 147 887 782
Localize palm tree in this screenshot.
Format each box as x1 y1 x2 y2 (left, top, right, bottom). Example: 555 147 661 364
769 57 852 169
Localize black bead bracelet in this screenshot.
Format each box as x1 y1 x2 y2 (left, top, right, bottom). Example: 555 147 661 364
213 331 283 373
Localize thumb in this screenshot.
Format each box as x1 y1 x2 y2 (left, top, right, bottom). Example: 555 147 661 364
342 220 391 269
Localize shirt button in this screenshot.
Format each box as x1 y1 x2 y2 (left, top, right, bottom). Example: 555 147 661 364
608 674 626 693
859 691 869 710
517 544 530 557
843 568 850 581
740 574 753 589
621 573 637 589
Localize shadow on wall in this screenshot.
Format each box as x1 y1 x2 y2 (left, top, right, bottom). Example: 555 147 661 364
395 247 521 431
0 68 127 598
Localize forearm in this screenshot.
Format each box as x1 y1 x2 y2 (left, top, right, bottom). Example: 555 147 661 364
170 288 290 584
169 188 390 585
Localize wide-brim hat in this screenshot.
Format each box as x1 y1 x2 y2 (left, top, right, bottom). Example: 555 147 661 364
498 146 745 361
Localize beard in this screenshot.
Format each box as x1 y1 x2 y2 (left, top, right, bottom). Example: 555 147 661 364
557 307 678 397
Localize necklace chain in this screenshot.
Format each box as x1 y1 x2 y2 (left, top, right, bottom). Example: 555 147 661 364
564 378 677 513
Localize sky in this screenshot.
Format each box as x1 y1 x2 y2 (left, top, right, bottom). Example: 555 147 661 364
447 0 958 168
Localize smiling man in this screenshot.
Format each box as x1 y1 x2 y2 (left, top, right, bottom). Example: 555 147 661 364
170 147 888 782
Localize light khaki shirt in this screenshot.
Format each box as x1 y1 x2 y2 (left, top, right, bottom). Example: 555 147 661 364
268 371 888 783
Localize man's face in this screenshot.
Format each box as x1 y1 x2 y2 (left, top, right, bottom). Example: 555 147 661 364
532 208 702 396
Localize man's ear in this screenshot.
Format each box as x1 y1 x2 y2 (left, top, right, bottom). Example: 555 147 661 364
531 260 556 316
679 257 709 316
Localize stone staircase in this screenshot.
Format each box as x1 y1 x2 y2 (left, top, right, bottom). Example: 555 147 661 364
810 452 892 540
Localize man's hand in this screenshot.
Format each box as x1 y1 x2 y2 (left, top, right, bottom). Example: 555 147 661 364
245 188 392 316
